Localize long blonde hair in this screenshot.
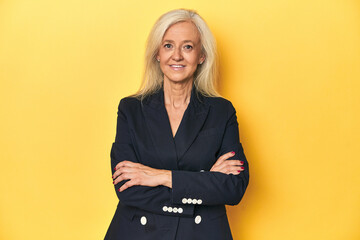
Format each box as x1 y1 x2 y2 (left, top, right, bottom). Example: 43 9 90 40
132 9 220 99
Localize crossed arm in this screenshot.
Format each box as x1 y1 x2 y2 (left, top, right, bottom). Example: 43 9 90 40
112 151 245 192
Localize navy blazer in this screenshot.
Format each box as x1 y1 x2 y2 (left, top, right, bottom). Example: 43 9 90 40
105 86 249 240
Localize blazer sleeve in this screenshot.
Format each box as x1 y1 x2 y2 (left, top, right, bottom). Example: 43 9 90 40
171 102 250 206
110 99 194 217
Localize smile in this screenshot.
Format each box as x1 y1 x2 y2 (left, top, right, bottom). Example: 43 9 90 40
169 65 185 70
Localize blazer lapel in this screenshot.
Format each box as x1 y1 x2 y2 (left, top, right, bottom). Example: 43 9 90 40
174 87 210 161
142 88 179 170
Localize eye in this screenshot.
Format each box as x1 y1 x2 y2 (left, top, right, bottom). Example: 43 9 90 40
164 43 172 49
184 45 193 50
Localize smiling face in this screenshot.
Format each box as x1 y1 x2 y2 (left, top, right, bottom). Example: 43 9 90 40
157 21 205 84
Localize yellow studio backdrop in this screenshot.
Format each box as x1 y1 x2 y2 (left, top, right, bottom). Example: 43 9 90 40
0 0 359 239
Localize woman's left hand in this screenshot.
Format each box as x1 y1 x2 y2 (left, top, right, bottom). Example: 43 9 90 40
112 161 172 192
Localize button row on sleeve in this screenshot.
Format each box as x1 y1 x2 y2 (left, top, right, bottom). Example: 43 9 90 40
162 206 183 214
182 198 202 205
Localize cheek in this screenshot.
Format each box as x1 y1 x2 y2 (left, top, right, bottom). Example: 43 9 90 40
188 59 200 70
158 49 170 60
188 52 201 65
159 63 167 75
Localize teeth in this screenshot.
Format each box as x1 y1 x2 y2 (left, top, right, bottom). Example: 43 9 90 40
171 65 184 67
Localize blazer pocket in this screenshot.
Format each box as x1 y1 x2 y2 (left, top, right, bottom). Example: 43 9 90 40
198 127 219 137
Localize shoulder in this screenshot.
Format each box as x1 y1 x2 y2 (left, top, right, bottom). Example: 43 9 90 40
119 96 141 106
205 96 233 107
117 96 142 113
203 95 236 115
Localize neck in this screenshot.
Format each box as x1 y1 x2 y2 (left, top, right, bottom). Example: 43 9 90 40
163 79 193 109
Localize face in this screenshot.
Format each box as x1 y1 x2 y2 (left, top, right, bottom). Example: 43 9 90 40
157 21 205 84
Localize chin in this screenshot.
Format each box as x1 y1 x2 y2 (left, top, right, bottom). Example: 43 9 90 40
165 73 195 83
165 77 194 84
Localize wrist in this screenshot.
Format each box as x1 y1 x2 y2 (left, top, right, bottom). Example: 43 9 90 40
161 170 172 188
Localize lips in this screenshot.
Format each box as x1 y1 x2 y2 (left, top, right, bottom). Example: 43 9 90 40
169 64 185 70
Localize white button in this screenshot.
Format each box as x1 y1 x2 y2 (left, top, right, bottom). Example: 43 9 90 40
140 216 147 225
167 207 173 212
173 207 178 213
178 208 183 213
187 198 192 203
192 199 197 204
162 206 168 212
182 198 187 204
200 170 205 172
197 199 203 204
195 215 201 224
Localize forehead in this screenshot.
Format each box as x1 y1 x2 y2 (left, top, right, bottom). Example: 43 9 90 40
162 21 201 43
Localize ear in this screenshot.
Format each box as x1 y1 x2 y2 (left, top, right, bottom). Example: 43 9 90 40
199 54 206 64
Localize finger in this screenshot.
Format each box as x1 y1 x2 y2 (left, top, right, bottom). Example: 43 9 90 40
229 170 242 175
218 164 244 174
230 166 245 175
232 166 245 173
213 154 228 167
113 172 134 185
119 178 140 192
213 151 235 167
119 166 140 174
221 151 236 161
113 167 135 180
215 160 243 173
223 160 244 166
113 161 139 179
114 161 139 171
114 161 128 172
211 159 237 172
112 167 127 179
119 181 131 192
113 174 125 185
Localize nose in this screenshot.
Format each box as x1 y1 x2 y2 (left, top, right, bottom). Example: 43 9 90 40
172 47 183 61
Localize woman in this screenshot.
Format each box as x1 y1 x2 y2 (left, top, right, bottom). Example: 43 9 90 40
105 9 249 240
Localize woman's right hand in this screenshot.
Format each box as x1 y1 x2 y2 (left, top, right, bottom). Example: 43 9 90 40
210 151 244 175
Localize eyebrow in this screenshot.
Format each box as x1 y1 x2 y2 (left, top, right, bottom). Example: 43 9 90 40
162 40 195 44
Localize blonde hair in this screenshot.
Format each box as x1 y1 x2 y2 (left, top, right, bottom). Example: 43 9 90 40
132 9 220 99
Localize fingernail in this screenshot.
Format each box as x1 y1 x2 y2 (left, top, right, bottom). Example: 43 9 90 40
118 188 121 192
238 170 241 173
112 181 115 184
240 167 244 170
114 167 116 171
240 161 244 164
231 151 235 155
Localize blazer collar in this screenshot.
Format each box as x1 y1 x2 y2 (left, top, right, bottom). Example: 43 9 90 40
142 85 210 167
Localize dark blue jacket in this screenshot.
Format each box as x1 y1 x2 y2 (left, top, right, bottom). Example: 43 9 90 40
105 86 249 240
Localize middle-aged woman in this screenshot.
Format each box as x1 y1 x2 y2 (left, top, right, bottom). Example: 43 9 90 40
105 9 249 240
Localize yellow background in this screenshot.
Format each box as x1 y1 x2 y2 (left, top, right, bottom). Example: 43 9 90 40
1 0 359 239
